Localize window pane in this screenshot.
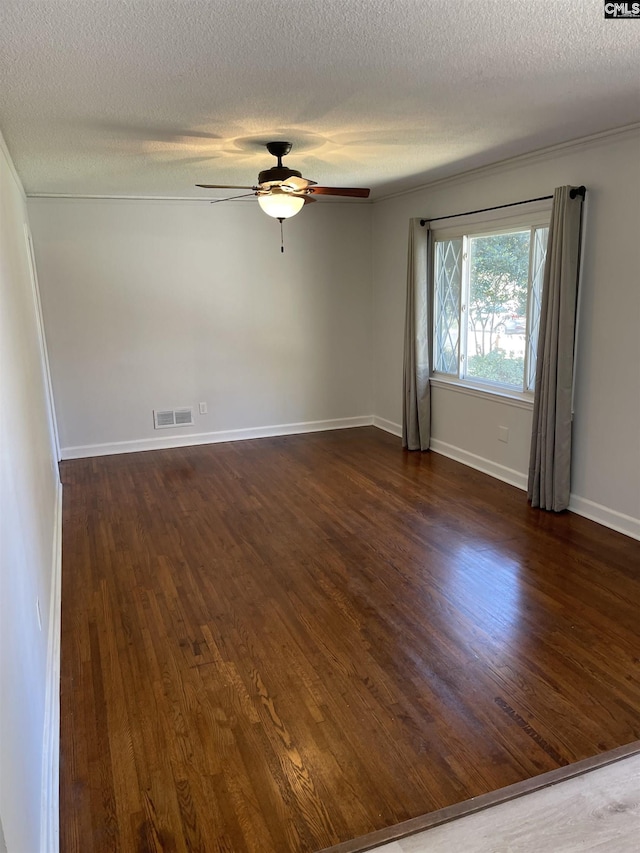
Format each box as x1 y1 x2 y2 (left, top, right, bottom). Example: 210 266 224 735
527 226 548 390
465 231 530 388
434 239 462 374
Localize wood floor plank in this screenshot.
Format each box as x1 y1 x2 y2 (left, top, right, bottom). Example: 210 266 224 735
59 427 640 851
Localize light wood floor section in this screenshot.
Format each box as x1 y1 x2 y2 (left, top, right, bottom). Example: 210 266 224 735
371 752 640 852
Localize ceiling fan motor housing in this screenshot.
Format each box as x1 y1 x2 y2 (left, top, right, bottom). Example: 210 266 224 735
258 165 302 185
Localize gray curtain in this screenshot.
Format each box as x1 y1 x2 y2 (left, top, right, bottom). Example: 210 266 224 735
528 186 584 511
402 218 431 451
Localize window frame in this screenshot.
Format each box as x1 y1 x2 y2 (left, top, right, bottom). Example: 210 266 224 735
431 200 552 405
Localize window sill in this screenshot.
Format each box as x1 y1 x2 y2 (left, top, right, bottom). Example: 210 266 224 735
429 377 534 410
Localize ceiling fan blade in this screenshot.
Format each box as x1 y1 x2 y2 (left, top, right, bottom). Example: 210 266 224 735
209 192 257 204
196 184 256 189
303 195 317 205
282 175 317 192
308 187 371 198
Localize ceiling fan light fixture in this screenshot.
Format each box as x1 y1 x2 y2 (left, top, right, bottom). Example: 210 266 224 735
257 188 305 219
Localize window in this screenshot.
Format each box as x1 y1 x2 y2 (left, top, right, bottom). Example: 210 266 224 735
433 208 549 395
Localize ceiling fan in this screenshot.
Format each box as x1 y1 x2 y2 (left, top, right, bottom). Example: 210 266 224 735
196 141 370 221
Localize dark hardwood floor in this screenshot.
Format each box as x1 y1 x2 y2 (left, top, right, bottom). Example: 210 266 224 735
59 427 640 852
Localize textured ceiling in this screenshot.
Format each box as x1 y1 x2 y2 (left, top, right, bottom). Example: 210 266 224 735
0 0 638 199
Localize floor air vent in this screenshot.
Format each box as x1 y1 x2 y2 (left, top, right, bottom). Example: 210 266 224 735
153 408 194 429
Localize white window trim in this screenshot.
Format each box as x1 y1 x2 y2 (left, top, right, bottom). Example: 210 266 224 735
429 376 534 410
431 199 552 398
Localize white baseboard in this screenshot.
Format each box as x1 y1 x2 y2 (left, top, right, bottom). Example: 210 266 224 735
60 416 375 459
373 416 402 437
429 438 640 540
569 494 640 541
429 438 528 491
41 482 62 853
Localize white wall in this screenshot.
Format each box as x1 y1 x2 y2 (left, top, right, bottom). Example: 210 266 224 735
0 135 60 851
28 198 372 456
372 127 640 536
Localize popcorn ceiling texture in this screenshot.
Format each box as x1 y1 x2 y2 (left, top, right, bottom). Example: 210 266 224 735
0 0 638 197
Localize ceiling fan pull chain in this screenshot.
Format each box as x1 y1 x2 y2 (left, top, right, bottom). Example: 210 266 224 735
279 217 284 253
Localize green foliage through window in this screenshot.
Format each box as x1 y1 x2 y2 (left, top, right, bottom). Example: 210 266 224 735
467 349 525 386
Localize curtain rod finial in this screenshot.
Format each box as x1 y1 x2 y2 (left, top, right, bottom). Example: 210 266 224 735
420 219 427 226
570 186 586 200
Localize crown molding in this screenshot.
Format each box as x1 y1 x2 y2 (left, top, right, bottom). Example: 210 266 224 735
21 121 640 204
375 121 640 203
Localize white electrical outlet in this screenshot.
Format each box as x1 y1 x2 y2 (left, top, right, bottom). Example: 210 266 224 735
498 426 509 443
199 402 208 415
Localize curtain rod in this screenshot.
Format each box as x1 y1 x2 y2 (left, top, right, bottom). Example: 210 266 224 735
419 186 586 227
